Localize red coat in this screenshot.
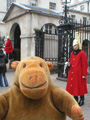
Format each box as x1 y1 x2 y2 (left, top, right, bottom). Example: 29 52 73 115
66 50 88 96
4 39 14 54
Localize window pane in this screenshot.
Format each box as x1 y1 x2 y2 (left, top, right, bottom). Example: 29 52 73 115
49 2 56 10
30 1 37 6
80 5 84 11
49 25 52 29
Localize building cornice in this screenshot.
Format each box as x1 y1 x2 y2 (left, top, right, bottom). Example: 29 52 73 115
0 11 6 14
69 0 89 7
69 9 90 15
3 2 64 22
0 22 5 25
20 35 35 39
4 10 63 23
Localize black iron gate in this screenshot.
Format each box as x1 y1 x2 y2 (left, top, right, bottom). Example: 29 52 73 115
57 19 90 81
35 31 58 64
73 20 90 62
58 24 73 78
35 20 90 82
35 31 44 58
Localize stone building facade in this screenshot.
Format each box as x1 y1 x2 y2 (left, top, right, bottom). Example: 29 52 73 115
1 0 90 60
3 3 63 59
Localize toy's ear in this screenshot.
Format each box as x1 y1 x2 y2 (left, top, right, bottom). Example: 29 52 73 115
11 61 20 71
46 62 53 71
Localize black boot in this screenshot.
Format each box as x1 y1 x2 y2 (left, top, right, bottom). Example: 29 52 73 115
78 96 84 106
74 96 78 102
78 100 84 106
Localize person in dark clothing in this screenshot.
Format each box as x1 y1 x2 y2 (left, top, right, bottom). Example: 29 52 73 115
0 49 9 87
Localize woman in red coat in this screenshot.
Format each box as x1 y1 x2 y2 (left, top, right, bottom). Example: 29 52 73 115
4 39 14 54
66 39 88 106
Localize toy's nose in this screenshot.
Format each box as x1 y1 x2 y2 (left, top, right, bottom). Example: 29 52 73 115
30 76 37 85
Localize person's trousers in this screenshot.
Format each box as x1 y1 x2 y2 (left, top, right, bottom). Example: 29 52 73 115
74 96 84 102
0 73 8 86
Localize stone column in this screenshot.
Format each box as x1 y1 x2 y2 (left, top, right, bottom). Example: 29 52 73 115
20 35 35 60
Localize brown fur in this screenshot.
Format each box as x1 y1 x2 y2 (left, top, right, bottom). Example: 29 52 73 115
0 56 84 120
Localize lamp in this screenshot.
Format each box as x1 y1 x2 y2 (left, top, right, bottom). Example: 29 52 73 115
61 0 71 23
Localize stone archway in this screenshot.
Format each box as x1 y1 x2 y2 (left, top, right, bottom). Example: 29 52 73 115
10 23 21 60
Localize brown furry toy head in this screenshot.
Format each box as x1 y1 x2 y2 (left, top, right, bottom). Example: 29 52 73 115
11 56 53 100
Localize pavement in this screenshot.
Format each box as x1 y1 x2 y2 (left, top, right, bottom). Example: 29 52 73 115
0 68 90 120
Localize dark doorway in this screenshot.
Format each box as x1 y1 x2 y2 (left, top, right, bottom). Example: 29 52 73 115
14 24 21 60
14 24 21 49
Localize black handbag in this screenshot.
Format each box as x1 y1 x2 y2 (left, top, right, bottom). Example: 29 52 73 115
0 57 5 68
0 63 5 68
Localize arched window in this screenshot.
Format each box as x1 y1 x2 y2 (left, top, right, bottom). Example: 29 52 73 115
41 24 57 34
7 0 16 10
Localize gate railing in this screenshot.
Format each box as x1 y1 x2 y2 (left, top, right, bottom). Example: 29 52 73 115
57 20 90 79
35 20 90 79
35 31 58 64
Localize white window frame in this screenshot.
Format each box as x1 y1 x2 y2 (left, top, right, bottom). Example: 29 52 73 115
42 24 57 34
45 24 53 34
71 14 76 22
80 5 85 11
49 2 56 10
30 1 37 6
83 17 87 24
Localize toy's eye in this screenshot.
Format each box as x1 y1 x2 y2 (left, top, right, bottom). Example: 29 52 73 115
23 64 26 68
39 63 43 67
